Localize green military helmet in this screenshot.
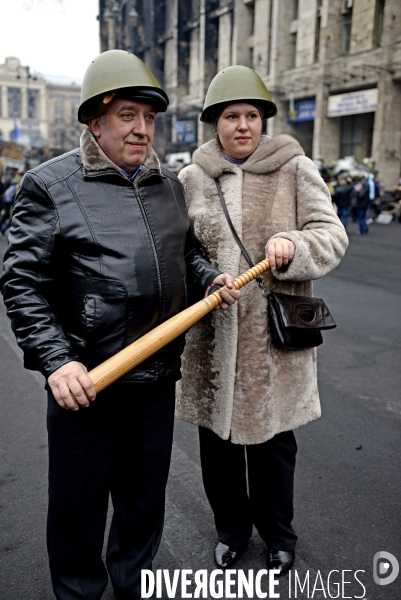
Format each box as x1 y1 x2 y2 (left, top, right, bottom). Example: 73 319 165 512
78 49 169 123
201 65 277 124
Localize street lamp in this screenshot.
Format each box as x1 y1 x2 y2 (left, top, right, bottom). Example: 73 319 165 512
111 2 120 17
104 0 138 23
128 7 138 27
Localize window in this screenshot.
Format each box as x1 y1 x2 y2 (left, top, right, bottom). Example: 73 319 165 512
267 0 273 75
8 88 21 117
341 9 353 55
53 95 65 125
205 0 219 80
70 96 80 124
248 2 255 36
248 47 254 69
314 0 322 62
290 32 297 68
28 89 39 118
178 0 191 93
374 0 385 47
293 0 299 20
54 130 65 148
340 113 374 158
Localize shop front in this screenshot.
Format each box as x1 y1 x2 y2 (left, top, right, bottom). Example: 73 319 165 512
287 98 315 158
327 89 378 160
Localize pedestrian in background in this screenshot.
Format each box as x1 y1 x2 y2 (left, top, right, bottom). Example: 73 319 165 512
176 65 348 576
366 172 380 222
0 170 24 239
352 178 370 234
332 177 353 230
2 167 18 192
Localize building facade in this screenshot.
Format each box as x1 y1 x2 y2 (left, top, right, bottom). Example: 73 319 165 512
0 57 84 169
0 56 48 152
99 0 401 187
46 80 83 150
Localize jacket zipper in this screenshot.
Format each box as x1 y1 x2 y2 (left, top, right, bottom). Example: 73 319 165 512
84 167 166 326
132 183 164 324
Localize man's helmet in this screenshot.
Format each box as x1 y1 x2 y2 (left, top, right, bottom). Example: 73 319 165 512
78 50 169 123
200 65 277 124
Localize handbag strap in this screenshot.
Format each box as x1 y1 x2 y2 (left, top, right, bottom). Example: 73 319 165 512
215 178 268 296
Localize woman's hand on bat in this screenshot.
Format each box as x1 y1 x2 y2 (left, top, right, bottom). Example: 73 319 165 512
206 273 241 309
267 238 295 270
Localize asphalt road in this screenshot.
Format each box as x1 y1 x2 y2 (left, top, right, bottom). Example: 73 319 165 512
0 219 400 600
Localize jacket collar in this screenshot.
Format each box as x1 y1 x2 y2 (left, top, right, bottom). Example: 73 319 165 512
80 126 162 181
192 135 305 178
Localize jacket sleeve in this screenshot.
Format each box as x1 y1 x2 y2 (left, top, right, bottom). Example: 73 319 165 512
184 220 221 303
267 156 348 281
0 172 79 378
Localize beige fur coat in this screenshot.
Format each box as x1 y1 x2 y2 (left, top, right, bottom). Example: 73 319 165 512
176 135 348 445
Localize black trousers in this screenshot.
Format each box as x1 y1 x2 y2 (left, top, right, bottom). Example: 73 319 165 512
47 381 175 600
199 427 298 551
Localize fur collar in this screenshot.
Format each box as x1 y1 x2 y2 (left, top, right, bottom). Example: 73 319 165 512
193 134 305 178
80 126 161 178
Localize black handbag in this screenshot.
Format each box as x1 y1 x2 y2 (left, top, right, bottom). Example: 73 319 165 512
267 291 336 349
214 179 336 350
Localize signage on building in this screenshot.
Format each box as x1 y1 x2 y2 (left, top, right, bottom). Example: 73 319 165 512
175 120 196 143
287 99 315 122
327 88 378 117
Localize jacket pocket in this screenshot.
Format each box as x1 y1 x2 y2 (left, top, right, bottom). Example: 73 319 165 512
81 278 128 363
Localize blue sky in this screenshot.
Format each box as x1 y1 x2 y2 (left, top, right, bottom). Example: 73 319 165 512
0 0 100 80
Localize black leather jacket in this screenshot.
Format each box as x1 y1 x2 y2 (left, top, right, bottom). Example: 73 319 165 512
1 132 220 382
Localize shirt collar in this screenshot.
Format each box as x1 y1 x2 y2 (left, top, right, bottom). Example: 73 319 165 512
221 150 249 165
120 165 143 181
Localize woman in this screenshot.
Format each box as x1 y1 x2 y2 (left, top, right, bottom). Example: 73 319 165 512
176 66 348 574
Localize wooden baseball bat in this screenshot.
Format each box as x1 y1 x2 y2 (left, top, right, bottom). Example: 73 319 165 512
88 258 270 393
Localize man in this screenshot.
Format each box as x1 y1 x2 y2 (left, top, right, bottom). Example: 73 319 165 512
331 177 353 230
0 50 238 600
351 177 370 235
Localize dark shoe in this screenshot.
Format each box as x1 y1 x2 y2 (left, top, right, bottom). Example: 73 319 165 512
214 541 243 569
267 549 295 576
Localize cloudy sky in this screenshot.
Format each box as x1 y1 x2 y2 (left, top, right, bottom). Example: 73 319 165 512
0 0 100 81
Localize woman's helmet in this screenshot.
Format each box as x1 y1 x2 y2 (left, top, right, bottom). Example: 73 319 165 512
200 65 277 124
78 50 169 123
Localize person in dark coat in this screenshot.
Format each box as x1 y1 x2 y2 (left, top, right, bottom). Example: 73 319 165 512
332 177 353 229
0 50 239 600
351 178 370 234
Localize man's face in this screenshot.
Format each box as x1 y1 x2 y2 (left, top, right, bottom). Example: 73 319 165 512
89 98 156 175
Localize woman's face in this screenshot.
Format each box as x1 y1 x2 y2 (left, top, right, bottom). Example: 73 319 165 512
216 102 263 159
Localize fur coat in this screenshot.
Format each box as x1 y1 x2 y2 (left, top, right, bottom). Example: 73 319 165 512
176 135 348 445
